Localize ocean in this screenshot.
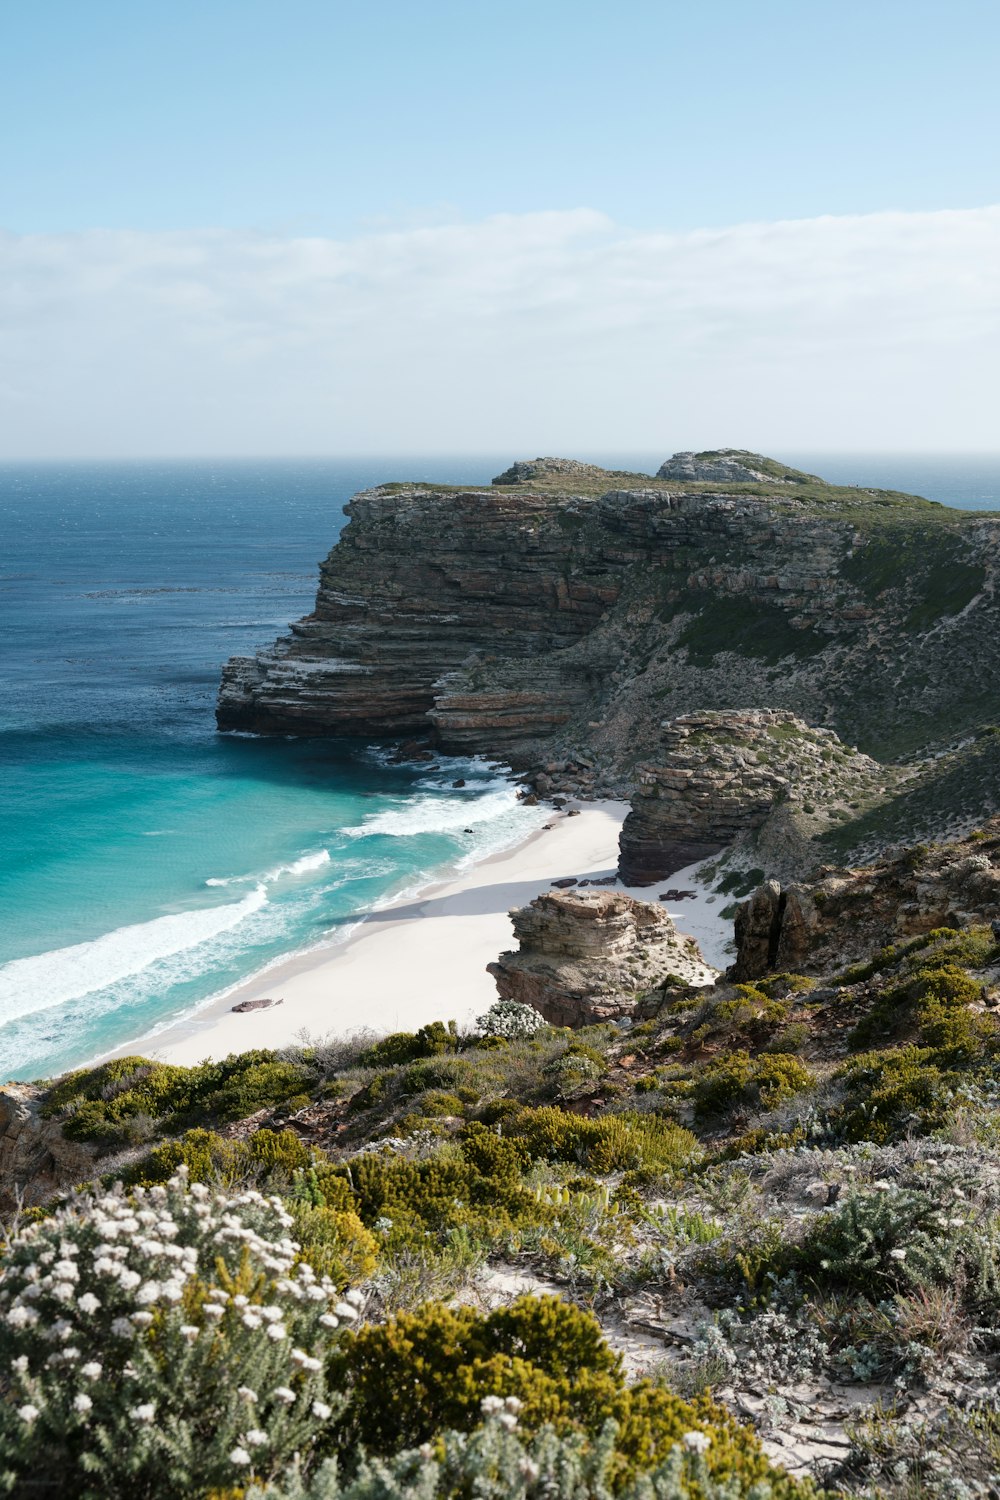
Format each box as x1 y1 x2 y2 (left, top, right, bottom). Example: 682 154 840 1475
2 452 999 1081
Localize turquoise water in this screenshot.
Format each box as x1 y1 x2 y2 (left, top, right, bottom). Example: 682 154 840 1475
2 453 998 1082
0 458 545 1080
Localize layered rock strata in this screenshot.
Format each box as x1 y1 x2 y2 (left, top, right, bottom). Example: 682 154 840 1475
487 889 711 1026
218 482 620 738
618 710 886 885
218 452 1000 803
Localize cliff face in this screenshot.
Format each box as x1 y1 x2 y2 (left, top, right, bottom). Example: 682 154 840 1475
487 889 712 1026
218 483 618 741
218 451 1000 797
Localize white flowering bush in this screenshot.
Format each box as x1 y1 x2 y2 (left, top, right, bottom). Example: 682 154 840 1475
248 1406 778 1499
0 1166 363 1498
473 1001 544 1040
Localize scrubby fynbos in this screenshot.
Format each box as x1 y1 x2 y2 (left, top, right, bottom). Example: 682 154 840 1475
218 449 1000 793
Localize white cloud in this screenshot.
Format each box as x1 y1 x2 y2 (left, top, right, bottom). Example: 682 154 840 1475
0 205 998 457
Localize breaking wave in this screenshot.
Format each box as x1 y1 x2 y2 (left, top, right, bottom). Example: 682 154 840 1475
0 886 268 1027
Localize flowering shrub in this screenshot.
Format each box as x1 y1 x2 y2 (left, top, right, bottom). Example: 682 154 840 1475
0 1167 360 1498
473 1001 544 1040
250 1405 806 1499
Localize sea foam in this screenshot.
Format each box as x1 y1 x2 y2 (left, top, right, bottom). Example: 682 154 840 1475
342 783 517 838
0 886 268 1026
206 849 331 887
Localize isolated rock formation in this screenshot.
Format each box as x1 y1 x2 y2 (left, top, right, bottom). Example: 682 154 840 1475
487 889 711 1026
618 710 886 885
654 449 791 484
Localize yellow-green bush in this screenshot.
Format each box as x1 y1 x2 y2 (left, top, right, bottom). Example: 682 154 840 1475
124 1126 311 1189
288 1201 378 1285
836 1045 962 1143
44 1051 315 1147
359 1020 456 1068
331 1296 809 1496
500 1106 700 1175
693 1051 814 1122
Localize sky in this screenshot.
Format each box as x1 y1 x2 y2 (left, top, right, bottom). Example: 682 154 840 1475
1 0 999 457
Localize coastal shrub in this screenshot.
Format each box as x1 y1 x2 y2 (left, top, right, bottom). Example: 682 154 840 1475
500 1106 700 1176
330 1296 620 1453
849 962 986 1052
693 1053 814 1122
249 1409 806 1499
359 1022 456 1069
473 1000 545 1039
692 989 790 1051
331 1298 808 1496
288 1203 379 1287
124 1127 312 1192
45 1052 316 1148
0 1168 359 1498
835 1046 961 1142
798 1185 957 1296
324 1135 539 1240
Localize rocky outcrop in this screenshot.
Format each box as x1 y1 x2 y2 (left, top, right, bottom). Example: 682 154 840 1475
492 457 618 486
487 889 711 1026
0 1086 99 1214
218 452 1000 815
655 449 791 484
730 816 1000 980
618 710 887 885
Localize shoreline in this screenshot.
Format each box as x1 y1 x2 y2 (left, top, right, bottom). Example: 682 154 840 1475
108 800 730 1067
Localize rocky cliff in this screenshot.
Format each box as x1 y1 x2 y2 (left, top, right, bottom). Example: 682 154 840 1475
218 450 1000 802
487 889 711 1025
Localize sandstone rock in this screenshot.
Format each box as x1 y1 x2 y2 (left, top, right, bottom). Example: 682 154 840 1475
488 889 712 1026
217 457 1000 815
731 816 1000 979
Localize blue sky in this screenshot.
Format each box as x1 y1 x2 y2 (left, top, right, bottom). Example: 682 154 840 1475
1 1 998 457
5 0 999 235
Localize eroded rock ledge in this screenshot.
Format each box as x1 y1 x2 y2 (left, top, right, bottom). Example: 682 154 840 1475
487 889 711 1026
731 817 1000 981
618 709 886 885
0 1085 98 1214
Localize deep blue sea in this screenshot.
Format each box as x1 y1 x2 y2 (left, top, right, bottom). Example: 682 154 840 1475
2 452 999 1081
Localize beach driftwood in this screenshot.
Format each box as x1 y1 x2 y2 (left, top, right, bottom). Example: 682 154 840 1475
231 997 283 1013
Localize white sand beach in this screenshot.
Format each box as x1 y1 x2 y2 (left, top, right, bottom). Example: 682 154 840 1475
113 801 732 1066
